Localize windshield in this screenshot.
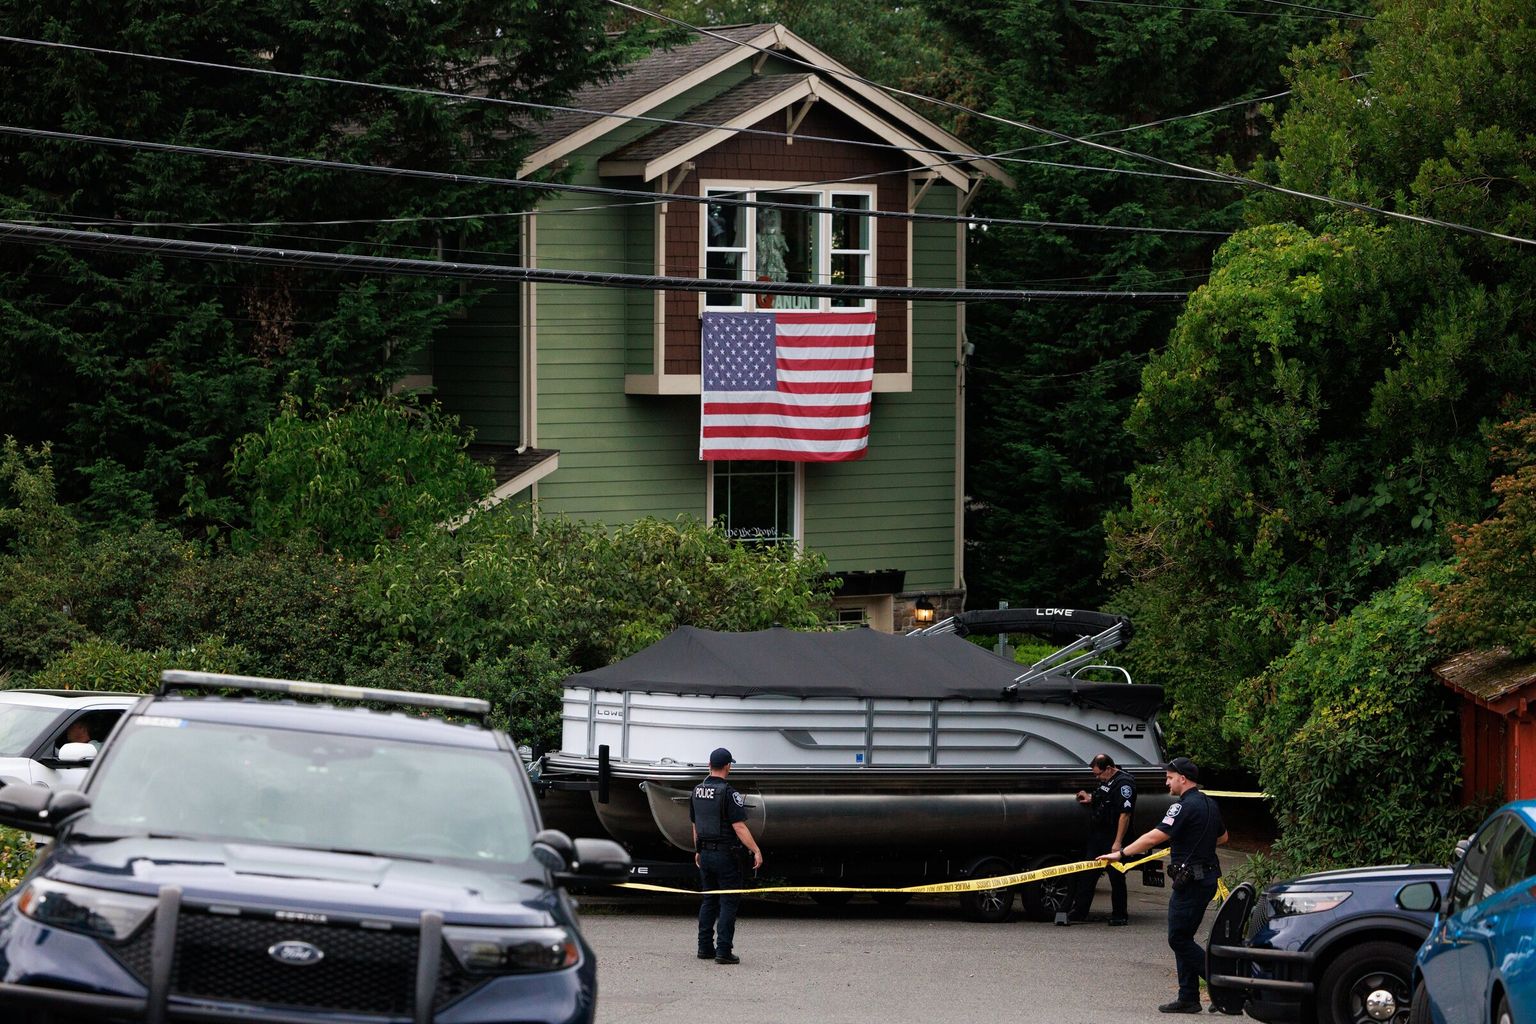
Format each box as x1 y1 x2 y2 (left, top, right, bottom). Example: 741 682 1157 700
85 717 535 866
0 704 61 756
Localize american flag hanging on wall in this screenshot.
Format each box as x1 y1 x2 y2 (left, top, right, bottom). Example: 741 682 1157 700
700 310 877 462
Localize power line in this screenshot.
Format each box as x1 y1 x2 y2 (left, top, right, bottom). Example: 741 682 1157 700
612 1 1536 249
0 220 1191 303
1068 0 1366 19
0 123 1231 239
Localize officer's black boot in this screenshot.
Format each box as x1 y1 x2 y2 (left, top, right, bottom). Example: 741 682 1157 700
715 952 740 965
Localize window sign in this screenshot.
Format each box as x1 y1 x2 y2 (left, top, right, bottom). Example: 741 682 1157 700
712 460 795 544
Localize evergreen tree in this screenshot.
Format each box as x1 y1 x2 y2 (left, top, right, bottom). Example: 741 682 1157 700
0 1 653 528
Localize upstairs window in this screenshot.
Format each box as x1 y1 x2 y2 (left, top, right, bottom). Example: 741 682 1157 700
703 186 874 312
711 460 796 545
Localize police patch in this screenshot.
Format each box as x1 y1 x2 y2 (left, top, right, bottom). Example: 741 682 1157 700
1119 785 1133 799
1167 803 1182 816
733 791 745 807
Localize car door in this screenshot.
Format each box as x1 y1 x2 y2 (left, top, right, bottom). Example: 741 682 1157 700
35 708 122 789
1425 815 1507 1019
1464 817 1535 1017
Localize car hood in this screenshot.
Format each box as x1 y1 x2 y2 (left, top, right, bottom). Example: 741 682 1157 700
45 836 556 926
1271 863 1452 891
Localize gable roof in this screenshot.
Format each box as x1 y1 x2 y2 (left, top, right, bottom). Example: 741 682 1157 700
596 72 974 190
522 23 1011 188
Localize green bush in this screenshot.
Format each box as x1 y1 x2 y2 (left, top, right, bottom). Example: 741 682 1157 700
0 827 33 896
1225 566 1478 871
23 635 247 693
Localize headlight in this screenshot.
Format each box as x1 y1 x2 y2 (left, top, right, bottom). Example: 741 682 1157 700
1268 890 1352 917
17 878 156 942
443 925 580 974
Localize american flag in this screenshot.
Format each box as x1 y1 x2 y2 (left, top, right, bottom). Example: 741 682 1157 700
700 310 876 462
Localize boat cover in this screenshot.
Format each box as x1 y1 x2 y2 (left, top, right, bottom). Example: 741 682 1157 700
566 626 1164 718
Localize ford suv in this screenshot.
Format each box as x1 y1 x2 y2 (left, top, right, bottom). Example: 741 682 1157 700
0 671 630 1024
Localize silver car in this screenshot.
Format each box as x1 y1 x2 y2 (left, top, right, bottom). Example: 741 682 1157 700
0 690 138 789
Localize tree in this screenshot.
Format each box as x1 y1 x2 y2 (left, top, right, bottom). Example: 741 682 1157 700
1431 413 1536 657
1106 0 1536 764
921 0 1344 611
0 1 654 528
228 395 493 558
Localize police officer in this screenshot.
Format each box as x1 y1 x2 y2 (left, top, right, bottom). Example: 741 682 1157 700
1069 752 1135 924
690 747 763 965
1098 756 1227 1014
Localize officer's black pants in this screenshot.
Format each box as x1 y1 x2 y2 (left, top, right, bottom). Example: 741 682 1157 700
697 848 744 955
1167 875 1219 1003
1072 833 1127 920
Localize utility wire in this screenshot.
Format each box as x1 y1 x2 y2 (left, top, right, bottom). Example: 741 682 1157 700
0 123 1232 239
612 1 1536 249
0 220 1191 303
1068 0 1366 19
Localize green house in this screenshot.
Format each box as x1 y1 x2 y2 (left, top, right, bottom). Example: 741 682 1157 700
424 24 1008 630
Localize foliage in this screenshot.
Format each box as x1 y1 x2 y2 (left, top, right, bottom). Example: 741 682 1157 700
0 827 32 897
1106 0 1536 765
1430 413 1536 656
359 507 837 680
1225 567 1477 869
931 0 1342 612
21 635 247 692
0 0 657 529
228 396 493 559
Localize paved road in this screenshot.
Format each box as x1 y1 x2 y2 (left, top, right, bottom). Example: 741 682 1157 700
581 850 1250 1024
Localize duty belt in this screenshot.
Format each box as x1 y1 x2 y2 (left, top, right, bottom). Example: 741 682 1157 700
696 839 742 851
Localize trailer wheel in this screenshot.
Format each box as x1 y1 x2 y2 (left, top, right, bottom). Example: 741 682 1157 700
810 892 853 908
1021 854 1077 922
958 856 1015 923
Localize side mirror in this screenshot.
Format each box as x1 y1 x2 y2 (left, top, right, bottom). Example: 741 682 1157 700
56 742 98 765
1396 880 1441 914
531 828 576 872
562 837 632 883
0 783 91 836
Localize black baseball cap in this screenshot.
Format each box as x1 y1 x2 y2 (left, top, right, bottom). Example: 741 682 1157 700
1164 756 1201 782
709 747 734 768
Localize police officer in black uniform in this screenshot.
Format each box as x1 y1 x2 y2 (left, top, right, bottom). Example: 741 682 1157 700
690 747 763 965
1069 752 1136 924
1099 756 1227 1014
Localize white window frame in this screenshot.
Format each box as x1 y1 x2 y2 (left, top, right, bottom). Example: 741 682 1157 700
700 181 876 314
704 460 805 549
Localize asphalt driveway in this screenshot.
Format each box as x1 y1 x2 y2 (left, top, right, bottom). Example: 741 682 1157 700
581 849 1251 1024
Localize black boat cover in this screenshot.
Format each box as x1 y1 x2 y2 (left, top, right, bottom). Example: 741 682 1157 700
565 626 1164 718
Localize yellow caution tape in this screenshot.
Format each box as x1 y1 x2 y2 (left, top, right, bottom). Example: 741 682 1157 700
1202 790 1269 799
616 849 1170 897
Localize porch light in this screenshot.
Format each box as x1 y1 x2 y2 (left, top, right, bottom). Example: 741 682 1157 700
913 596 935 624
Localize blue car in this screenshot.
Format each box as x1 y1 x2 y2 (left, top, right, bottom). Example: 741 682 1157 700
0 671 630 1024
1409 800 1536 1024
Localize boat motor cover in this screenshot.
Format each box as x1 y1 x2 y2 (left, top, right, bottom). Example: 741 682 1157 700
566 627 1163 718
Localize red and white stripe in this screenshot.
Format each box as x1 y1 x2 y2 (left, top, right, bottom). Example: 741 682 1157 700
702 311 876 462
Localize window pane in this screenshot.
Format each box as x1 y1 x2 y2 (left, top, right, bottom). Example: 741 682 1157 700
829 252 870 308
707 198 745 249
1452 816 1502 911
831 193 870 252
714 461 793 544
706 248 745 307
1488 818 1535 894
768 194 819 311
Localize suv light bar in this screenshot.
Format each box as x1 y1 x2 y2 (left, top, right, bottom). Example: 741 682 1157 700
158 670 491 722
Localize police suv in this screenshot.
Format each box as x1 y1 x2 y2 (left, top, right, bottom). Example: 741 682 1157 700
0 671 630 1024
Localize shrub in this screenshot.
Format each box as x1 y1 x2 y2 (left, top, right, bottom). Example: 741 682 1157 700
1225 565 1477 870
23 635 248 693
0 827 33 896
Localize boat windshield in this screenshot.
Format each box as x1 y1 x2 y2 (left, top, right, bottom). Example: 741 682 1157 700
84 717 535 866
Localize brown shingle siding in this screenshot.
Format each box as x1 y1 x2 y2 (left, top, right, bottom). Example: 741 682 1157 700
660 104 910 375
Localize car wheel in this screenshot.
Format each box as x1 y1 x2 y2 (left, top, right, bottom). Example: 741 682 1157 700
1021 855 1075 922
1496 992 1512 1024
1317 940 1416 1024
1407 980 1431 1024
958 856 1015 923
